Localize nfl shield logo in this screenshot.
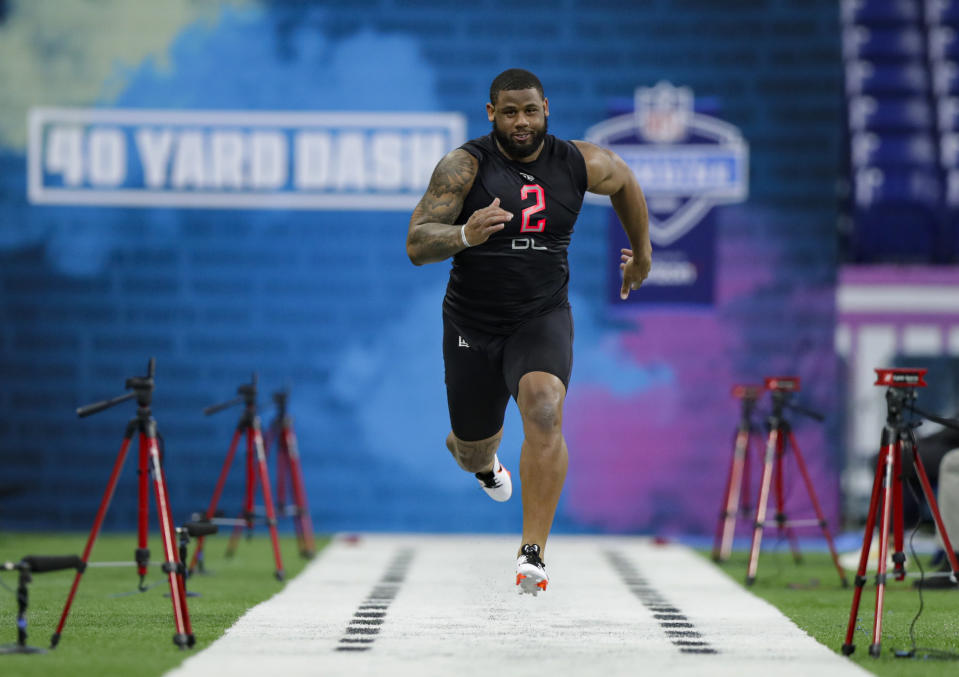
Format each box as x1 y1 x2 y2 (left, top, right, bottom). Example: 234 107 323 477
635 81 693 144
584 81 749 246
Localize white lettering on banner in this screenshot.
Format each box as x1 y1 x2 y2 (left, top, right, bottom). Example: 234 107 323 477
251 131 287 190
87 128 126 187
645 260 697 285
372 132 403 190
136 129 174 188
211 130 245 189
27 108 467 210
335 132 366 191
171 131 205 189
45 126 83 187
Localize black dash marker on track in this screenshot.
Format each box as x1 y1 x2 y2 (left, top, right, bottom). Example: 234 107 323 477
335 548 415 652
605 550 718 655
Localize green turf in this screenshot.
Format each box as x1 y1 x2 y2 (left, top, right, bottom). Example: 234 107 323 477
0 531 325 677
5 532 958 676
705 546 959 677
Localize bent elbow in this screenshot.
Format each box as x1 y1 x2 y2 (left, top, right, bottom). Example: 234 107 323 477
406 243 425 266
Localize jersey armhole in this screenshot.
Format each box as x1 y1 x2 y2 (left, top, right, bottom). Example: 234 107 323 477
567 140 589 196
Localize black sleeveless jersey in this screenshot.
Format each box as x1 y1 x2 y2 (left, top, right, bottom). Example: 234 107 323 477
443 133 588 334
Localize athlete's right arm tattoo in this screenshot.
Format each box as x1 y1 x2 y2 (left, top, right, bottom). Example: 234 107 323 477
406 150 478 265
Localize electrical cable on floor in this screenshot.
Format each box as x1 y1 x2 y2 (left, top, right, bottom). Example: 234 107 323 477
892 479 959 661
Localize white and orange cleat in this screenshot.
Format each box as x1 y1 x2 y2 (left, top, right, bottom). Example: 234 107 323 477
474 454 512 502
516 543 548 595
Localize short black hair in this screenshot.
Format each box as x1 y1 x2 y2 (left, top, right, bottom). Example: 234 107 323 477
489 69 544 105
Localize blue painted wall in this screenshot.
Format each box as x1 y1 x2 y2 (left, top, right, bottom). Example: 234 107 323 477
0 0 842 535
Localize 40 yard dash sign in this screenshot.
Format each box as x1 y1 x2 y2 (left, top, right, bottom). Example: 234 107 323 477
27 108 466 211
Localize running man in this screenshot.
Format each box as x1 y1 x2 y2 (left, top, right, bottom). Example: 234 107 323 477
407 68 651 594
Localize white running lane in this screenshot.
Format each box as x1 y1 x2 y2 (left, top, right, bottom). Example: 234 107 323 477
166 535 872 677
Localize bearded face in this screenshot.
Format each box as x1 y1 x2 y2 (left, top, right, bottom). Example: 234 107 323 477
492 114 548 160
487 88 549 161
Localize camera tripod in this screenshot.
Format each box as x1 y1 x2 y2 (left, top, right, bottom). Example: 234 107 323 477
268 390 315 558
190 374 285 580
712 385 763 563
842 368 959 658
745 377 848 587
1 556 82 655
51 358 194 649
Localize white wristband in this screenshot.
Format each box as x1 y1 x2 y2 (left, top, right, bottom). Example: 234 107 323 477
460 224 472 247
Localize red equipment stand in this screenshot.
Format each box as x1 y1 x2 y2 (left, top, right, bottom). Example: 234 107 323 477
745 377 848 587
51 359 194 650
190 374 285 581
268 390 316 559
842 368 959 658
712 385 763 563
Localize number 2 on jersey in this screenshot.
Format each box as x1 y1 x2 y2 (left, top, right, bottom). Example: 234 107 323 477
520 184 546 233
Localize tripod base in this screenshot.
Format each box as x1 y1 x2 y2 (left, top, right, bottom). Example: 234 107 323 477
174 633 195 649
0 643 46 655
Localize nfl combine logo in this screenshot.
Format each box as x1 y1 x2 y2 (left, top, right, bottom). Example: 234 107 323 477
586 82 749 305
585 81 749 247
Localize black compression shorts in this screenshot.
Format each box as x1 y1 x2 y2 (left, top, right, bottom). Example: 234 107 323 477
443 305 573 442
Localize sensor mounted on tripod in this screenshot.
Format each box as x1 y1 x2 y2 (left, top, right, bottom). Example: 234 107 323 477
731 384 763 400
764 376 800 392
874 367 928 388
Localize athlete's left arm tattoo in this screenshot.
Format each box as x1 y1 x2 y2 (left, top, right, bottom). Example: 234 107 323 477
407 149 478 265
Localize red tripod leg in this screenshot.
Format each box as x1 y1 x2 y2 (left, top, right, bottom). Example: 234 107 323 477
891 441 906 581
870 438 897 657
51 430 135 649
787 432 848 586
190 428 243 572
775 433 803 563
746 428 779 585
137 433 150 587
245 426 256 529
253 418 286 580
226 428 255 557
284 423 315 556
146 431 194 648
842 444 887 655
278 440 303 554
911 440 959 579
713 429 747 562
743 432 758 514
275 432 289 513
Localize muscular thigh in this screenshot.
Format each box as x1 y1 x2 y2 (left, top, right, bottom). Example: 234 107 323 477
443 314 510 441
502 305 573 399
